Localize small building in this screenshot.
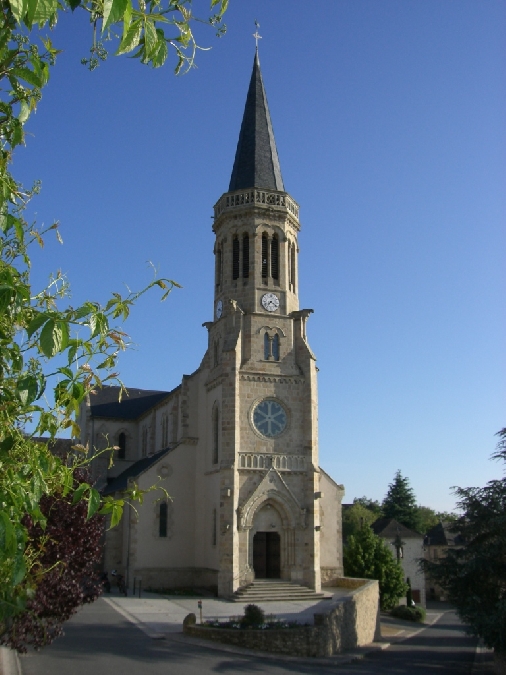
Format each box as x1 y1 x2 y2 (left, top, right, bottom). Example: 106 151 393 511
424 521 464 601
372 517 426 606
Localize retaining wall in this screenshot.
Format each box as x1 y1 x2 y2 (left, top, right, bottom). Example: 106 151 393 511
183 577 380 657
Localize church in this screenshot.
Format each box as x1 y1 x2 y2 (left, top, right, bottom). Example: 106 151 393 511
79 51 345 598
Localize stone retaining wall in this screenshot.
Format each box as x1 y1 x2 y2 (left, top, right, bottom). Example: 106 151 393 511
183 577 380 658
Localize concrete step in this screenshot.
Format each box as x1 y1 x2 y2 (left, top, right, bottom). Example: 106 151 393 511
231 580 330 603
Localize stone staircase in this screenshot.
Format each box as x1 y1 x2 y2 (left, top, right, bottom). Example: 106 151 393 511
231 579 331 603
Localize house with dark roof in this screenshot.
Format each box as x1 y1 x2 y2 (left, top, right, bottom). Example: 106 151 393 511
372 517 426 606
79 51 345 599
423 521 464 600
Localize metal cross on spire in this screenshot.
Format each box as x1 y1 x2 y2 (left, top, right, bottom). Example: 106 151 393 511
253 20 262 49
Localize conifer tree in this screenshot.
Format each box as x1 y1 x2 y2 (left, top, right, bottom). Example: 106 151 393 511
382 470 420 531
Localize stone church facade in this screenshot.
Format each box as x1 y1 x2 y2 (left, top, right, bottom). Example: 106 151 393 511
79 52 345 598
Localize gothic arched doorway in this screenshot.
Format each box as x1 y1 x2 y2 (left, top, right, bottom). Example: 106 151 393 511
253 531 280 578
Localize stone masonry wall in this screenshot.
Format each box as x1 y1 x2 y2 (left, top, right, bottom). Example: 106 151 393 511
183 578 380 657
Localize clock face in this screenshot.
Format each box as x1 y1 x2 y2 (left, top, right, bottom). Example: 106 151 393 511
216 300 223 319
252 399 287 438
261 292 279 312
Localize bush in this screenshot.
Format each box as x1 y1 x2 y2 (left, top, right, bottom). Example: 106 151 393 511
390 605 426 623
241 604 265 627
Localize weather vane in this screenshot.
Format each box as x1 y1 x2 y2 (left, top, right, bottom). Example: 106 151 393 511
253 20 262 48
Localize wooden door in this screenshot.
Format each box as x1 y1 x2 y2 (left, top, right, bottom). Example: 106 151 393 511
253 532 280 578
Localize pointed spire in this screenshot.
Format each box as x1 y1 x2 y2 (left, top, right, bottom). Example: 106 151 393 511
228 51 284 192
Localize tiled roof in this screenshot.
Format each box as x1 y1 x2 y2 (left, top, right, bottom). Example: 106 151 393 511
88 386 170 420
228 51 284 192
102 447 172 495
372 517 422 539
425 521 464 546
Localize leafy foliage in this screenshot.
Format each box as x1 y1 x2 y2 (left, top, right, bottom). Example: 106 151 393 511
344 526 408 610
390 604 426 623
1 468 104 652
342 501 379 541
422 430 506 655
241 604 265 627
382 470 420 532
0 0 227 647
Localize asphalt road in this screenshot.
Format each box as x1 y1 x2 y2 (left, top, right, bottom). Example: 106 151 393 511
18 598 482 675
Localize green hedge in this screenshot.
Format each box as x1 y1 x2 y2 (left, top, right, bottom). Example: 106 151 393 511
390 605 426 622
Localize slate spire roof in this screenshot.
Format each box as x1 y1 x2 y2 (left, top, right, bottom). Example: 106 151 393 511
228 50 284 192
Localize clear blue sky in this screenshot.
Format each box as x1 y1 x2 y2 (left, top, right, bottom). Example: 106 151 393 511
17 1 505 513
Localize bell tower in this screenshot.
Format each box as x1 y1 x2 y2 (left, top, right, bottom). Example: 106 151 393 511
212 50 301 322
207 51 322 597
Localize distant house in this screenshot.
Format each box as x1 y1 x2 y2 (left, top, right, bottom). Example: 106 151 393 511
424 521 464 601
372 517 426 607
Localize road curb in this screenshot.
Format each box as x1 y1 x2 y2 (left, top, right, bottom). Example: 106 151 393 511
0 646 21 675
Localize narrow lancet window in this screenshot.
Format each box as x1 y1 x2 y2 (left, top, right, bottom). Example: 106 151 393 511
212 406 219 464
159 502 168 537
264 332 270 360
261 233 268 282
212 508 217 546
290 243 296 292
242 234 249 278
232 236 240 280
272 334 280 361
271 235 279 280
118 432 126 459
215 247 222 288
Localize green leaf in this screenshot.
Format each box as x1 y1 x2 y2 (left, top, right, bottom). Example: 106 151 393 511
103 0 128 32
116 18 142 55
12 552 27 585
8 0 29 24
16 374 39 405
144 19 157 57
0 436 15 453
26 312 49 338
10 67 42 87
72 482 90 505
0 286 14 314
151 36 168 68
19 100 30 124
87 488 101 519
39 318 69 357
110 501 123 528
32 0 57 26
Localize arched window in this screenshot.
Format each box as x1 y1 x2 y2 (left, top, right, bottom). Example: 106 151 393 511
242 233 249 278
118 432 126 459
264 332 270 360
215 247 222 288
213 339 220 368
212 508 217 546
141 426 148 457
212 406 219 465
159 502 168 537
232 235 240 280
290 243 296 292
272 334 280 361
271 234 279 280
161 414 169 448
261 233 268 282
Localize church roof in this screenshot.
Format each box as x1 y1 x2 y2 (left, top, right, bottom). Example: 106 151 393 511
88 385 170 420
228 51 284 192
102 447 172 495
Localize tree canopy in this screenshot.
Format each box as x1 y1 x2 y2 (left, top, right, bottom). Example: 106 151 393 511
0 0 228 648
422 430 506 668
382 470 420 532
343 525 407 610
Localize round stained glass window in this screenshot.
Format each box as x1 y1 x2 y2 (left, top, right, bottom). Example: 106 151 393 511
252 399 287 438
